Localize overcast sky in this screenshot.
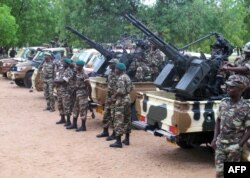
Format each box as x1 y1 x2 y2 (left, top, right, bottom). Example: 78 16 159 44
141 0 156 6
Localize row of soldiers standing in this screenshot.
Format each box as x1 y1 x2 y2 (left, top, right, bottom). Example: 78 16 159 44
42 52 134 148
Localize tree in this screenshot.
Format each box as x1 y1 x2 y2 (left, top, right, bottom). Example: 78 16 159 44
0 5 18 47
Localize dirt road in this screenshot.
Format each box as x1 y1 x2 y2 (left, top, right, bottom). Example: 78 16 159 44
0 77 215 178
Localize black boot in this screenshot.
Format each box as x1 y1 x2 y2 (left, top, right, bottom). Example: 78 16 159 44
110 136 122 148
64 115 71 127
76 120 86 132
96 128 109 138
122 133 130 145
66 117 77 129
56 115 66 124
106 130 115 141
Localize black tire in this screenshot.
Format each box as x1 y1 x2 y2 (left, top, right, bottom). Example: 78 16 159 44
176 135 194 149
2 73 7 78
14 79 25 87
24 71 33 88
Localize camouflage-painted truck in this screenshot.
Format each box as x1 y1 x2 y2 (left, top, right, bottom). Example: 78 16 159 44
125 14 250 161
89 76 157 119
133 90 250 161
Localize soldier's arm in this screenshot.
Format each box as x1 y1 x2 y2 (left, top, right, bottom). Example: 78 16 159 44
211 117 221 149
85 79 92 100
224 66 249 73
239 127 250 147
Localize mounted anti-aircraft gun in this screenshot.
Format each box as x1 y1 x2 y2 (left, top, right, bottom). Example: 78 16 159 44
66 26 114 75
124 14 233 100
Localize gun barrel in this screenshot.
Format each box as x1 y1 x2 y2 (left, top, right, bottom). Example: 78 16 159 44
125 14 187 67
66 26 112 59
179 33 216 51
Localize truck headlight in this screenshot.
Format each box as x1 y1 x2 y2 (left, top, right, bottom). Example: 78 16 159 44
17 66 26 71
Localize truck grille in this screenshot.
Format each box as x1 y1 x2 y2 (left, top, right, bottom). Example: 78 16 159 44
10 64 17 71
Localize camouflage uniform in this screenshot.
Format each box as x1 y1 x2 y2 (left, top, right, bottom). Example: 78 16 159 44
69 68 77 113
215 97 250 178
146 49 164 79
42 61 55 110
57 67 74 116
113 73 134 136
103 71 118 129
73 70 89 121
128 56 151 82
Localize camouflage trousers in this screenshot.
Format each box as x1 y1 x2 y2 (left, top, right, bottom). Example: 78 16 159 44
102 97 115 129
73 95 88 121
69 89 76 113
57 89 71 116
215 143 242 178
113 97 131 137
43 80 55 110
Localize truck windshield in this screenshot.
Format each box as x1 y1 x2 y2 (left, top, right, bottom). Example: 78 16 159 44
33 51 44 62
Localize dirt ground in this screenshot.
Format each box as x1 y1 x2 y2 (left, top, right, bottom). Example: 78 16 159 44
0 77 215 178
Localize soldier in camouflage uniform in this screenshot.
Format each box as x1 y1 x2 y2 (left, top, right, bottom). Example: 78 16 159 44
146 43 164 81
42 52 55 112
211 75 250 178
72 60 92 132
96 58 119 139
127 52 151 82
66 60 77 129
110 63 134 148
54 58 74 126
221 42 250 98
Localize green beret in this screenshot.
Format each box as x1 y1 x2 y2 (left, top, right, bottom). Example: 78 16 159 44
75 60 85 66
116 63 126 71
64 58 71 64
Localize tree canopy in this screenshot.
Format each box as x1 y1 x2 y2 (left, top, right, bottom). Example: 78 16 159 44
0 0 249 52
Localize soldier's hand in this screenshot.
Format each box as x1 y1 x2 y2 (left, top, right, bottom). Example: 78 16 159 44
210 139 217 150
220 65 228 71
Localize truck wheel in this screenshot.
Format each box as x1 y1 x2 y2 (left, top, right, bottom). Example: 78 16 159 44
24 71 33 88
14 79 25 87
2 73 7 78
176 135 194 149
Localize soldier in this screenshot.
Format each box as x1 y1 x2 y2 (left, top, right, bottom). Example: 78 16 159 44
127 52 151 82
96 58 119 139
54 58 74 126
71 60 92 132
211 75 250 178
66 60 78 129
146 43 164 81
110 63 134 148
221 42 250 98
42 52 55 112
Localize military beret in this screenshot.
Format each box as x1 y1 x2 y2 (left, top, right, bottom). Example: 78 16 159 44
108 58 119 64
226 75 249 90
116 63 126 71
64 58 71 64
75 60 85 66
44 52 52 57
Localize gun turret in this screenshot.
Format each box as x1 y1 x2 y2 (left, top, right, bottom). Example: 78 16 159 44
125 14 212 100
66 26 113 74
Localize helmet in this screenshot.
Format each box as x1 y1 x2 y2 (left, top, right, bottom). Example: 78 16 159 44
243 42 250 52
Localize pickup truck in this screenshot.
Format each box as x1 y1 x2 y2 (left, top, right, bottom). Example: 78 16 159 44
89 76 157 121
133 90 250 161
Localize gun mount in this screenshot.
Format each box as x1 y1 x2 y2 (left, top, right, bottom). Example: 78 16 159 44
125 14 233 101
66 26 114 74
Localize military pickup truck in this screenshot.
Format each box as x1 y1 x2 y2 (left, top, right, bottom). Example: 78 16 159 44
133 90 250 161
0 47 43 78
11 48 67 88
89 76 157 121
